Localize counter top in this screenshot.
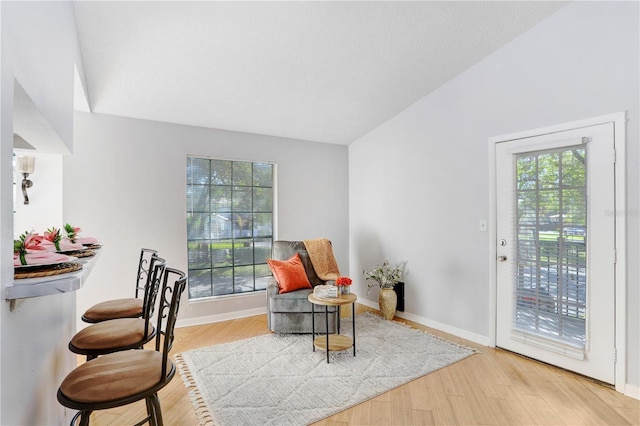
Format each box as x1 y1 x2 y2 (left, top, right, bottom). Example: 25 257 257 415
6 252 100 307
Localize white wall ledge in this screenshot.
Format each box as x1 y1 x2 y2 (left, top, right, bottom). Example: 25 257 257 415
5 252 100 307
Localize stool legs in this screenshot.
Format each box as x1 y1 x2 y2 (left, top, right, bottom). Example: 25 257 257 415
70 411 91 426
148 394 163 426
325 305 330 363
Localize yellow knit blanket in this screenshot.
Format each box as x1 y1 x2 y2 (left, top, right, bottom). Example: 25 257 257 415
303 238 340 280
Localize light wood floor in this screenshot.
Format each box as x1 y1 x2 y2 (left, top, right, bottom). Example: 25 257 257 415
88 305 639 425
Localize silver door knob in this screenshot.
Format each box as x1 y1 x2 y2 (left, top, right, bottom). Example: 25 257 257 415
498 255 507 262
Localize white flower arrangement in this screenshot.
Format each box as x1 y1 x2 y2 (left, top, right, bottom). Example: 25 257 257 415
361 260 407 293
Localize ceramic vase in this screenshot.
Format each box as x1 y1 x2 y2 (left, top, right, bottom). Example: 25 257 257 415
378 287 397 320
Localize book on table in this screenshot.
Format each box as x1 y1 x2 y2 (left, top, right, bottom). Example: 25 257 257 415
313 284 338 299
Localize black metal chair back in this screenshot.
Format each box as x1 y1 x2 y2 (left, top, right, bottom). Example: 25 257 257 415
140 255 166 340
155 268 187 379
135 248 159 298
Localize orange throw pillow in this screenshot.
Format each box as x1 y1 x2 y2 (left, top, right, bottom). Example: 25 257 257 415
267 253 312 294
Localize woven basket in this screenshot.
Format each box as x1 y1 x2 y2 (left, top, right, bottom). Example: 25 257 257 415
65 250 95 258
14 262 83 280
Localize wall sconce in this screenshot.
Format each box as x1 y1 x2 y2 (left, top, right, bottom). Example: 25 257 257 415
17 156 35 205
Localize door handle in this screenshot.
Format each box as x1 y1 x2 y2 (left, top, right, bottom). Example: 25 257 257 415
498 255 507 262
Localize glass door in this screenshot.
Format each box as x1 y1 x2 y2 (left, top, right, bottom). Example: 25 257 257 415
495 123 616 384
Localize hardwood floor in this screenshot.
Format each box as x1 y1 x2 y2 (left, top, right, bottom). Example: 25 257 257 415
88 305 639 425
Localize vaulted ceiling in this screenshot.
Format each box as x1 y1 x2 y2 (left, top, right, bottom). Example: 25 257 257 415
73 1 567 145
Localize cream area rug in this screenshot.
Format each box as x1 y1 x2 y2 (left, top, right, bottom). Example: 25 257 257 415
176 312 475 426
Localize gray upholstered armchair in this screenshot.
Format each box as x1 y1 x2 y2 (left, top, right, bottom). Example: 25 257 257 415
266 240 339 333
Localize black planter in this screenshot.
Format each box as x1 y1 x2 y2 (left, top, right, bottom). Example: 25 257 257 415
395 281 405 312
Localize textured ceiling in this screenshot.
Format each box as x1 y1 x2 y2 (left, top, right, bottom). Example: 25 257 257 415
73 1 567 145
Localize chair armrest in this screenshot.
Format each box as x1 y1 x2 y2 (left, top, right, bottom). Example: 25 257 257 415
266 277 279 330
267 277 279 296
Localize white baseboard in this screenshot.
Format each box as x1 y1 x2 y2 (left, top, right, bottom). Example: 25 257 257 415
624 383 640 400
356 297 490 346
176 307 267 328
356 297 378 310
395 311 490 346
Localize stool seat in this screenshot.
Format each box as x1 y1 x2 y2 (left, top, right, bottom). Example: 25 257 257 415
59 350 169 406
70 318 150 353
82 298 143 323
81 248 157 324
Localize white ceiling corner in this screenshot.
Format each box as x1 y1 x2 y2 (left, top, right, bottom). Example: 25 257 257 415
74 63 91 113
73 1 568 145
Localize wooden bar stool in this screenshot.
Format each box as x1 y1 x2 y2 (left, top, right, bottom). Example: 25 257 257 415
58 268 187 426
82 248 158 323
69 256 166 361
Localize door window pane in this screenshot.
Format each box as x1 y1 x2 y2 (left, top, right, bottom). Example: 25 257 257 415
514 147 587 347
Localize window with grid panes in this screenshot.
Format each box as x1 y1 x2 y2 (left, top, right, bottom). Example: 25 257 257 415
187 157 273 299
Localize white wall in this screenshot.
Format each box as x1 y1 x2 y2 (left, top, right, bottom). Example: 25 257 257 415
1 2 80 424
4 3 75 152
13 153 64 235
349 1 640 391
66 112 349 328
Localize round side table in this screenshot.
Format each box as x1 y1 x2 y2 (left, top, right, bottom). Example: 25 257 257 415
307 292 357 363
